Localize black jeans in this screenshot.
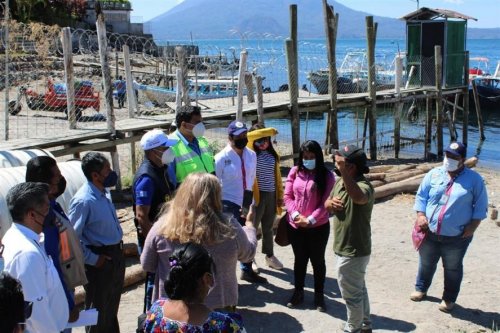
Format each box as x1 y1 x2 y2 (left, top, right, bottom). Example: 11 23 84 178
84 243 125 333
288 222 330 294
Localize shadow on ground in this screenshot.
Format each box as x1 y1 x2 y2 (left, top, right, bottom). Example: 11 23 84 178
451 306 500 331
238 308 303 332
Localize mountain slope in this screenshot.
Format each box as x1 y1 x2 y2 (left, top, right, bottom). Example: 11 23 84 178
148 0 405 40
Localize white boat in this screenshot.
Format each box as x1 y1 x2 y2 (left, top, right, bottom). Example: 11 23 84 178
307 51 403 94
135 78 239 105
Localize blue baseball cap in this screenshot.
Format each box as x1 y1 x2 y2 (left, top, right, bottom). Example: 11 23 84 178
227 120 248 136
444 142 466 158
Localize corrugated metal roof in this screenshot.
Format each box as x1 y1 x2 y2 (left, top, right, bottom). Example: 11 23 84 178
401 7 477 21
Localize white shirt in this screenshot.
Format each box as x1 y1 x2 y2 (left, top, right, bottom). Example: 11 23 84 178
215 144 256 206
3 223 69 333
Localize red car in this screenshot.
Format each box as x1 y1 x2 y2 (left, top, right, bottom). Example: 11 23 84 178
9 78 100 119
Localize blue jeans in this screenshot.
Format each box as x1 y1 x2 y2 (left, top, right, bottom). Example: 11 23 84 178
415 233 472 303
222 200 252 271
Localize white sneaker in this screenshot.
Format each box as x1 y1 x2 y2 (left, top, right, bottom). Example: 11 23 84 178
265 255 284 270
251 260 260 274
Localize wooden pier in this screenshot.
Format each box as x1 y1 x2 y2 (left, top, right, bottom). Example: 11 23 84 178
0 85 466 157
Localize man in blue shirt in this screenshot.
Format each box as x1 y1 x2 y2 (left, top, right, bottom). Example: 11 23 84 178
114 76 126 108
133 129 177 313
411 142 488 313
68 152 125 333
26 156 87 331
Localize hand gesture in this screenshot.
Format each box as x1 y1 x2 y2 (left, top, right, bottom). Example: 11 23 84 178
325 197 344 213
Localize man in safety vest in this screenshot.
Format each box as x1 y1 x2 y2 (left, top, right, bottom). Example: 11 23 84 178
168 105 215 187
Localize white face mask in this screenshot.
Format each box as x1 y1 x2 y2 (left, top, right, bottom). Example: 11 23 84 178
192 122 206 138
443 156 460 172
161 148 175 165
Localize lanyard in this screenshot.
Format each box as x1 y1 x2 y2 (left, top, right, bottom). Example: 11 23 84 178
436 178 455 235
240 154 247 191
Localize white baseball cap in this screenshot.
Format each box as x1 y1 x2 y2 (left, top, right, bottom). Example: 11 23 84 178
140 129 178 150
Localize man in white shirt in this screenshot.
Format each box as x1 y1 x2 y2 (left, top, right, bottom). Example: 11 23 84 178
3 182 69 333
215 120 266 283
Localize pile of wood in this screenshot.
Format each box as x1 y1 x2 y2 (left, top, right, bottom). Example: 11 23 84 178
370 157 478 200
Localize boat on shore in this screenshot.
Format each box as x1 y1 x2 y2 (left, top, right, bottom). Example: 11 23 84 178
135 78 239 105
469 60 500 108
307 51 401 94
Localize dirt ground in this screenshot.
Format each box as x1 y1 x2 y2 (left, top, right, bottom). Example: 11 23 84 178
74 166 500 333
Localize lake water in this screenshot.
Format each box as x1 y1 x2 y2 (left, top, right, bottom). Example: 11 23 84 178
186 38 500 169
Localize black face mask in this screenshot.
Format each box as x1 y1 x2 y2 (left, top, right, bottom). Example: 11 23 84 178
54 177 67 198
234 138 248 150
333 167 341 177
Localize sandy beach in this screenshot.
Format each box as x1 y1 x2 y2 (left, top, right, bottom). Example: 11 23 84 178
73 166 500 333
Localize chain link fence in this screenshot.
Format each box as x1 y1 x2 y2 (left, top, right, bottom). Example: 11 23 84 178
1 18 467 169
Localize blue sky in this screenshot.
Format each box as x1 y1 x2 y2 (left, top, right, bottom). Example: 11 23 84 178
130 0 499 28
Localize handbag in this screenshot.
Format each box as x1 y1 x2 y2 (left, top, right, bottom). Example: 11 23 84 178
412 179 454 251
274 213 290 247
411 221 427 251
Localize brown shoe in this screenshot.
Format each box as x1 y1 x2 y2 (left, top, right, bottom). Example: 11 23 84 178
410 291 426 302
438 300 455 313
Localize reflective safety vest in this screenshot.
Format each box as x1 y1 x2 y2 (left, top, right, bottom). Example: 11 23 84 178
171 136 215 183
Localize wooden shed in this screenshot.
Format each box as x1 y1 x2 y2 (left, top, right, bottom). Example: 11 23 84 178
401 7 476 88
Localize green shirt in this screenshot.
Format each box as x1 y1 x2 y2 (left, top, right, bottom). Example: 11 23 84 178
332 176 374 257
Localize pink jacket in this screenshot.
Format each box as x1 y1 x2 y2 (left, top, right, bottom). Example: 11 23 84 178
284 166 335 229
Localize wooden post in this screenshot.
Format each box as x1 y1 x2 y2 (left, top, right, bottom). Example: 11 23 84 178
323 0 339 152
236 50 248 121
471 80 486 140
244 72 255 103
362 107 368 149
394 55 403 158
175 46 189 106
123 45 136 175
288 4 300 164
123 45 135 118
3 0 10 140
425 96 432 159
255 75 264 125
452 93 459 123
129 132 137 175
366 16 378 159
61 27 77 129
462 51 469 146
175 69 183 113
286 38 300 164
96 6 121 189
434 45 443 158
290 5 298 63
115 50 119 79
446 109 457 141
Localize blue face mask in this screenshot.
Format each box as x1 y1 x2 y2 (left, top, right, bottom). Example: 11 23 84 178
0 257 4 271
103 171 118 188
302 159 316 170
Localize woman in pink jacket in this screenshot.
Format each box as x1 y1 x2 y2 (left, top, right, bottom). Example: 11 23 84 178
284 140 335 312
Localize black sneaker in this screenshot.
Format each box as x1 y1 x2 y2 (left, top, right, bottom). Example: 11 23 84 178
240 270 267 283
286 289 304 308
314 292 326 312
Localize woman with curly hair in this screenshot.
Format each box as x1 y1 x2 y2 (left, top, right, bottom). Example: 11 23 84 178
141 173 257 312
